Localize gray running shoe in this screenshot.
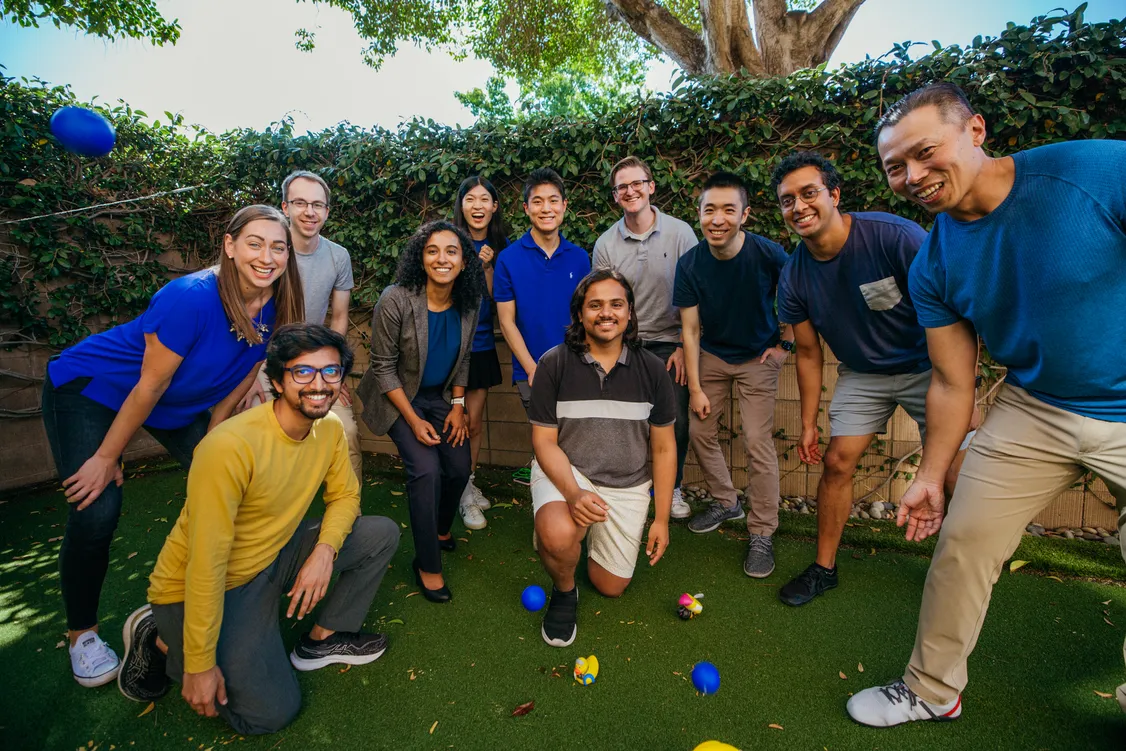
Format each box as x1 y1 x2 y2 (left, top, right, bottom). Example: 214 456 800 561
743 533 775 578
688 501 745 534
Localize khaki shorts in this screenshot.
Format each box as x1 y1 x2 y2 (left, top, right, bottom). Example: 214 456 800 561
530 460 651 579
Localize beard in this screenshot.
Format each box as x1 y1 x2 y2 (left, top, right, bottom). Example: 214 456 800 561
294 388 336 419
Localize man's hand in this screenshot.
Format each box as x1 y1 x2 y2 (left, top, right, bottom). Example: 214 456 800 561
338 381 352 408
567 490 609 527
182 666 227 717
665 348 686 386
64 453 124 510
689 389 711 420
797 425 822 465
896 479 946 542
287 543 335 620
646 520 669 566
444 404 468 447
410 416 441 446
759 345 789 367
237 377 267 413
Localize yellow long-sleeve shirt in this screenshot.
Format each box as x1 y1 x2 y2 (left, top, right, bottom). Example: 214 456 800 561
147 402 359 673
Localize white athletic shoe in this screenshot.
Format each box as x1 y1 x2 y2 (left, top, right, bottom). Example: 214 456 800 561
468 476 491 511
847 679 962 727
670 487 692 519
1117 682 1126 714
459 488 487 530
70 630 121 688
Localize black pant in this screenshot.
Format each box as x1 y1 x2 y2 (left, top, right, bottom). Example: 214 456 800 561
642 341 691 487
41 373 208 630
386 388 471 574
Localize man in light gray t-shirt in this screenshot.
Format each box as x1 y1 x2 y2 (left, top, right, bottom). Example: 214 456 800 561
593 156 697 519
294 235 354 327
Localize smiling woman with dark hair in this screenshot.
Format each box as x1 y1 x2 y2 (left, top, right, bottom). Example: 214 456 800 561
356 220 484 603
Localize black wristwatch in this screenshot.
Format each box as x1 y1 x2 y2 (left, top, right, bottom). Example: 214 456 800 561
778 340 795 353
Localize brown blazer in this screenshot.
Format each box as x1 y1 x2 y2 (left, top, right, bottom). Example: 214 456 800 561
357 284 479 436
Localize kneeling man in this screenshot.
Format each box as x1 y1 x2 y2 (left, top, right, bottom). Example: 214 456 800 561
117 323 400 735
530 269 677 647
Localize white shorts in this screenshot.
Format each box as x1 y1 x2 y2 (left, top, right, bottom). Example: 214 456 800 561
530 460 651 580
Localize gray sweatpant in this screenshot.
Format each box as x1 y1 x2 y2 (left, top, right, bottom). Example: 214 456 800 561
151 515 400 735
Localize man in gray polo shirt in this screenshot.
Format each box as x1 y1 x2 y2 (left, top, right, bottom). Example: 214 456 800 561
593 155 698 519
238 170 362 482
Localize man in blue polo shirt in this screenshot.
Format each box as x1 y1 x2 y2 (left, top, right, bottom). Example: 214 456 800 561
674 171 793 579
847 83 1126 727
494 168 591 412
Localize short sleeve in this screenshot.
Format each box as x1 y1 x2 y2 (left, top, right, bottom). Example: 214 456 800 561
333 244 355 292
776 265 808 326
676 223 698 257
527 349 561 427
493 254 515 303
908 243 960 328
142 278 207 358
592 234 612 270
768 240 790 271
672 253 698 308
648 356 676 426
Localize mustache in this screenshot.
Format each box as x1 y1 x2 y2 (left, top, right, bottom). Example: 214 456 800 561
299 389 335 398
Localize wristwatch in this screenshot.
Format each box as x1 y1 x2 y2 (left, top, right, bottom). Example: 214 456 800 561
778 340 795 353
451 397 466 406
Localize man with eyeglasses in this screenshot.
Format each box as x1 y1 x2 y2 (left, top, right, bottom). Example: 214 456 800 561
770 151 974 607
116 323 400 735
238 170 362 482
593 156 698 520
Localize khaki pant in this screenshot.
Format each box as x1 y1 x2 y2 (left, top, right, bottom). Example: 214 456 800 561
252 367 363 482
689 350 781 536
905 385 1126 704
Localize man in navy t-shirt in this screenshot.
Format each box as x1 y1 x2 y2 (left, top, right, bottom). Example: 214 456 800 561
494 168 591 412
673 171 793 579
770 151 975 608
848 83 1126 728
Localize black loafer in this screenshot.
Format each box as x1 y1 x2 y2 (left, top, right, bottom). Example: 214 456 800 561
412 559 452 603
438 537 456 552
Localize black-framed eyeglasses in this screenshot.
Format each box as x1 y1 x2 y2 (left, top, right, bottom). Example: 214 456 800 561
779 186 829 211
287 199 328 212
612 179 650 196
284 365 344 384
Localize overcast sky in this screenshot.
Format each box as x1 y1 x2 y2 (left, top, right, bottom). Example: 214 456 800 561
1 1 1119 133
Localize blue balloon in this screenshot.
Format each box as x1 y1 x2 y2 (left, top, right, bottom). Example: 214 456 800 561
50 106 116 158
521 584 546 612
691 661 721 695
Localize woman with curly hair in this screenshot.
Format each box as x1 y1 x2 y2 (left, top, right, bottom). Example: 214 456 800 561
357 220 485 602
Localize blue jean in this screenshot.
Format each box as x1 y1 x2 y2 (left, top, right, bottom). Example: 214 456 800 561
41 372 208 630
642 341 690 487
386 387 471 574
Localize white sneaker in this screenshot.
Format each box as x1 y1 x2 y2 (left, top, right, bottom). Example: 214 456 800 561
670 487 691 519
70 630 120 687
460 491 487 530
847 680 962 727
468 476 491 511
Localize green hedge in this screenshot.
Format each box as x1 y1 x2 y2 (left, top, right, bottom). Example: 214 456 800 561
1 6 1123 347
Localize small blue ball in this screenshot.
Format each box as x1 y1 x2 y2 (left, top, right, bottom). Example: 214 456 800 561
50 106 116 158
521 584 546 611
691 661 721 695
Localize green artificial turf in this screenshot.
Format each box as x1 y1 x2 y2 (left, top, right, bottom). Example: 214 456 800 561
1 455 1124 751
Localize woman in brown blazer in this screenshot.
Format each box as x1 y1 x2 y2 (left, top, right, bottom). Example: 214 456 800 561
357 220 484 602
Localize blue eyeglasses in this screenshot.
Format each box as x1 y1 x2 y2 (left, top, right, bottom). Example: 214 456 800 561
284 365 345 384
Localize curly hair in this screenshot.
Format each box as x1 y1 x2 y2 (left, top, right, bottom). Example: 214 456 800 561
564 269 641 355
769 151 843 193
393 220 485 315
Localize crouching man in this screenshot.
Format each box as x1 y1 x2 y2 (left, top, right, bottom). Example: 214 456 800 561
530 269 677 647
117 323 400 734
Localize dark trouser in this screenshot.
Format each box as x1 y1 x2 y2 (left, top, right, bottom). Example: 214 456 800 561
386 387 471 574
41 372 208 631
642 341 690 488
151 516 400 736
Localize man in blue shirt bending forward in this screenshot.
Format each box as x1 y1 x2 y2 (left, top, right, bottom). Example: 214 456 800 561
847 83 1126 727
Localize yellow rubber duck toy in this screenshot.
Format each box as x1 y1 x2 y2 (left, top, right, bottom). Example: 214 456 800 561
574 655 599 685
692 742 739 751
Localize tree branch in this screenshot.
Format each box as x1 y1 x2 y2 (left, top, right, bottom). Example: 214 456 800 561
806 0 869 65
700 0 765 75
604 0 707 75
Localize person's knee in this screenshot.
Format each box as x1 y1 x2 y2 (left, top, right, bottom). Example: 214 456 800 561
822 450 857 485
65 504 120 546
353 516 402 555
228 688 301 736
589 567 631 598
535 516 579 556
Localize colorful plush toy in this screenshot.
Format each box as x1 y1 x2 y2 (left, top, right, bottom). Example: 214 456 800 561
677 592 704 620
574 655 599 685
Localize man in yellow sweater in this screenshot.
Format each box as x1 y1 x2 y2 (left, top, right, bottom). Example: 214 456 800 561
116 323 400 735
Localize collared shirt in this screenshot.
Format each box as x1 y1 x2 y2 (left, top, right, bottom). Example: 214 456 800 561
593 207 698 343
493 231 591 382
528 343 676 488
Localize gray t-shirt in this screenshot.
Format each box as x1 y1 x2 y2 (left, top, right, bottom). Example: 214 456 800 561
592 207 698 343
294 236 354 326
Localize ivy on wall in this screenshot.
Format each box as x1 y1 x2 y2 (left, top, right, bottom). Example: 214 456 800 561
1 7 1123 348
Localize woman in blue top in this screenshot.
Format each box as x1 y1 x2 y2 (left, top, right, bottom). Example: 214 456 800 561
356 220 484 602
451 176 509 530
41 205 304 688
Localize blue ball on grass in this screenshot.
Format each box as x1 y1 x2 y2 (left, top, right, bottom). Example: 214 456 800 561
691 661 721 695
521 584 546 611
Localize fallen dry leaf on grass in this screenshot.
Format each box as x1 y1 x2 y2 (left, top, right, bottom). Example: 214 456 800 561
1009 560 1028 573
1104 617 1115 626
429 721 438 734
55 640 66 649
138 702 155 717
1047 575 1063 582
127 552 138 559
338 665 351 674
390 491 403 496
858 662 864 672
839 671 847 680
511 701 535 716
1094 690 1114 699
768 723 784 730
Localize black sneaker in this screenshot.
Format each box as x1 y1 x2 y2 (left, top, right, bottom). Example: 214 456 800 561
778 562 839 606
688 501 745 534
541 586 578 647
289 631 388 672
118 605 170 702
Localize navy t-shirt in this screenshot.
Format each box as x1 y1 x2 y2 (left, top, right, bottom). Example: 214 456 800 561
472 238 506 353
778 212 930 375
420 307 462 388
47 270 274 429
910 140 1126 421
672 232 789 364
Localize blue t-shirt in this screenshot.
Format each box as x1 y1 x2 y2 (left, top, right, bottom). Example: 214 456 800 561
910 140 1126 421
420 307 462 388
48 270 275 429
673 232 789 364
472 237 506 353
778 212 930 375
493 231 591 382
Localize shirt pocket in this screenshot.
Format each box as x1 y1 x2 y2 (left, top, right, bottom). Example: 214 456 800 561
859 276 903 312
